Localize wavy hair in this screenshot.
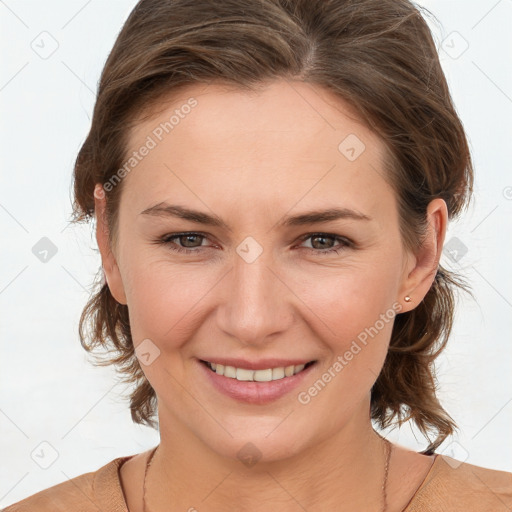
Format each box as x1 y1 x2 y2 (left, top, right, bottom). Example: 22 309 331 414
71 0 474 454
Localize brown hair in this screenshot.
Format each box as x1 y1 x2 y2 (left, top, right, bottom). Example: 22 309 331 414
72 0 473 454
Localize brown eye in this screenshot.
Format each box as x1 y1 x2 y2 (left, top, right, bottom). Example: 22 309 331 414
159 232 210 254
309 234 336 250
176 234 204 248
299 233 353 256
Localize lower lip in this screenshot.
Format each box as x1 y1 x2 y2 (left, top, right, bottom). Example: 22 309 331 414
197 359 317 405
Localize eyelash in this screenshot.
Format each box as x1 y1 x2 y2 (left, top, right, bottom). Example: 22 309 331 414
156 232 353 256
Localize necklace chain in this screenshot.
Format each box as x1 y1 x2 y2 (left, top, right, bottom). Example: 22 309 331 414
143 437 392 512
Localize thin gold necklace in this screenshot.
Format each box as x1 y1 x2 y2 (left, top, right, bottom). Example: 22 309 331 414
142 438 392 512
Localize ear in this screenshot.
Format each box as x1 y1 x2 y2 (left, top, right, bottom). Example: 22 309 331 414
94 184 127 305
397 198 448 312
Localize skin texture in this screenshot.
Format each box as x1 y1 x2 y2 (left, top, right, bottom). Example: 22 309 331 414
95 79 446 511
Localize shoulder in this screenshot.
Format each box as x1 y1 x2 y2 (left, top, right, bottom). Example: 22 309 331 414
406 453 512 512
1 453 135 512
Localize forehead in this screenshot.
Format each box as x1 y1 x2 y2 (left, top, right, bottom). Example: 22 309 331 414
122 79 396 226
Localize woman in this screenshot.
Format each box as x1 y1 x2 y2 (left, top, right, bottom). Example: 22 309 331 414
5 0 511 511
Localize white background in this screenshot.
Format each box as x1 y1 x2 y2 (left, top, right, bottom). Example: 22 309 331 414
1 0 511 507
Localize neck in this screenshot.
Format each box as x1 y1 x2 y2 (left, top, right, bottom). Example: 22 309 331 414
145 405 389 511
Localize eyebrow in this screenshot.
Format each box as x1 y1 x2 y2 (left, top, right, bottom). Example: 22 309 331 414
139 202 372 230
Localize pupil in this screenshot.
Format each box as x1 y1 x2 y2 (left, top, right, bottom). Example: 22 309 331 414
313 235 331 249
183 235 200 247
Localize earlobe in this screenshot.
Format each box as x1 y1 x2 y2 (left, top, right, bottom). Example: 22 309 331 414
398 198 448 311
93 184 128 305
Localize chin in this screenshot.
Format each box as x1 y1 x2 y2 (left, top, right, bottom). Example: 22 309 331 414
196 414 322 467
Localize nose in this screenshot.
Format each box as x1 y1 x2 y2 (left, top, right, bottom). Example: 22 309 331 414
216 237 295 347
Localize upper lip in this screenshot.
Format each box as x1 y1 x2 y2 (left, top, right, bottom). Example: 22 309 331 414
199 357 316 370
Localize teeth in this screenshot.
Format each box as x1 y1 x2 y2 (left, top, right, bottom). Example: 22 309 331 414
254 369 273 382
284 365 294 377
208 361 311 381
236 368 254 381
272 367 285 380
293 364 305 374
224 365 237 378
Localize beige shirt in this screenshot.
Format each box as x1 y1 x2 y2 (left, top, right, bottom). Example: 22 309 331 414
3 449 512 511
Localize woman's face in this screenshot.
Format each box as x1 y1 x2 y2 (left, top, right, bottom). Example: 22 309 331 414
96 79 442 462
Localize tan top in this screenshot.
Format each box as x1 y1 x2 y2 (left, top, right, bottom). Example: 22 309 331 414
3 449 512 511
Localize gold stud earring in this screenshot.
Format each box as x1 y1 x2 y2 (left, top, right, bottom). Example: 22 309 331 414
404 296 412 302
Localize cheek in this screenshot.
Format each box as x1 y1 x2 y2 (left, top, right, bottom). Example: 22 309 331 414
121 251 216 347
295 284 397 422
291 256 402 346
307 280 396 384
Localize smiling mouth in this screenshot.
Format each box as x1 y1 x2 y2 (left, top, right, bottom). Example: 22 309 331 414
200 360 317 382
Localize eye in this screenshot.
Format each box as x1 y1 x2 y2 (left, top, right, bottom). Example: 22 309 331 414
155 232 353 256
297 233 353 256
158 232 212 255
